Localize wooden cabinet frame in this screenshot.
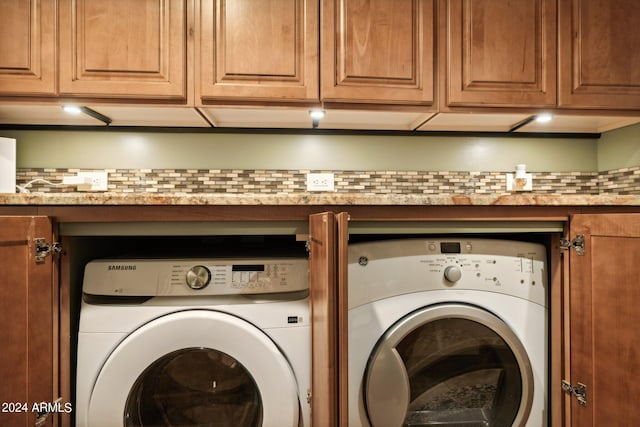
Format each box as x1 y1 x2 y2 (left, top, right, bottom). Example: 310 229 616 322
3 0 639 117
2 205 640 426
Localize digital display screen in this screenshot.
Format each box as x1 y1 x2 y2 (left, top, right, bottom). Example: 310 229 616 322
232 264 265 272
440 242 461 253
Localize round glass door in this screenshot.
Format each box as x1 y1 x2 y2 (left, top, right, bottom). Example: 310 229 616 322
365 304 533 427
125 348 261 427
87 310 300 427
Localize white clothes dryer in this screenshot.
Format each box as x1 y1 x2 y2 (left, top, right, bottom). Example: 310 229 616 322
76 257 310 427
348 239 548 427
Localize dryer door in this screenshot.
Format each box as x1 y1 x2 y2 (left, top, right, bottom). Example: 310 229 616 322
365 304 533 427
87 310 300 427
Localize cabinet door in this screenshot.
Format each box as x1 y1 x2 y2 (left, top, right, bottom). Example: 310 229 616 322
334 212 349 427
443 0 556 108
567 214 640 425
309 212 349 426
0 217 57 426
558 0 640 109
58 0 187 100
321 0 435 106
198 0 319 103
0 0 56 96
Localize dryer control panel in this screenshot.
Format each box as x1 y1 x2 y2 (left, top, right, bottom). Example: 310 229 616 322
349 239 547 309
83 258 309 296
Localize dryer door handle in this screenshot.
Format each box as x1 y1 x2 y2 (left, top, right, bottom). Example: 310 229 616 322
365 346 410 426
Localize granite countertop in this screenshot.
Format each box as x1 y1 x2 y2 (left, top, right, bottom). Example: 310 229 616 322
1 192 640 206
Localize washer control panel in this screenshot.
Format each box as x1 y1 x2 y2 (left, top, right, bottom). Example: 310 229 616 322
83 258 309 296
349 239 548 308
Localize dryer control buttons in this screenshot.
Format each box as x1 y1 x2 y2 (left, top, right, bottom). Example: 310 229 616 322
444 265 462 282
186 265 212 290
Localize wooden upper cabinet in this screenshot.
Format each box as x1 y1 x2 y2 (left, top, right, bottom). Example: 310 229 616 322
443 0 556 108
321 0 436 106
197 0 319 104
58 0 187 100
559 0 640 110
0 0 56 96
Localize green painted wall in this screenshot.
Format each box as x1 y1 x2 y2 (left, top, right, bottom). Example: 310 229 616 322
597 123 640 171
2 129 598 172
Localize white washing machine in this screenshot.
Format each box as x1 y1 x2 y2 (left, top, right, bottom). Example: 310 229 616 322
348 239 548 427
76 257 310 427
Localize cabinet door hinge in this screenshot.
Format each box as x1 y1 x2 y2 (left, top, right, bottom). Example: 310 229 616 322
560 234 585 256
34 397 62 426
34 238 62 263
562 380 587 406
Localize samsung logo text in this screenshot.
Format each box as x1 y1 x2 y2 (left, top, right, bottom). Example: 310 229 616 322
107 265 137 271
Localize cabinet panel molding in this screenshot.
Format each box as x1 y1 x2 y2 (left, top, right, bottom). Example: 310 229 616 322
559 0 640 109
444 0 556 108
59 0 187 100
322 0 435 105
0 0 56 96
198 0 319 103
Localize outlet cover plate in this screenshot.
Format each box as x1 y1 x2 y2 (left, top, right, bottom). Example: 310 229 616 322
505 173 533 191
77 171 108 191
306 173 335 191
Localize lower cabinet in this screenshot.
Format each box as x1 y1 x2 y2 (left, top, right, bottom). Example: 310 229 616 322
565 214 640 425
0 217 57 427
319 211 640 427
2 210 639 426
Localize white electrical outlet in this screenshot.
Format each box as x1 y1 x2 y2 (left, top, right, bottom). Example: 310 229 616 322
76 171 109 191
505 173 533 191
62 175 92 186
306 173 335 191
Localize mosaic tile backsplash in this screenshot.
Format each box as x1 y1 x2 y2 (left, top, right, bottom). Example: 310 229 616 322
15 167 640 195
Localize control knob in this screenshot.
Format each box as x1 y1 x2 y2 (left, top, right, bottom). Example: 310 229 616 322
444 266 462 283
186 265 211 290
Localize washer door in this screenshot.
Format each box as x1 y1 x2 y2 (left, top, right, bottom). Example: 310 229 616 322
365 304 533 427
88 310 300 427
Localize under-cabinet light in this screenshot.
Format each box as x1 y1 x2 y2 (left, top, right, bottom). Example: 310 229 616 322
309 110 325 120
509 113 554 132
309 110 326 129
535 113 553 123
62 105 82 115
61 105 112 125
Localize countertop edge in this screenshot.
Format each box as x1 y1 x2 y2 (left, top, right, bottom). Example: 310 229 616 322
1 193 640 206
